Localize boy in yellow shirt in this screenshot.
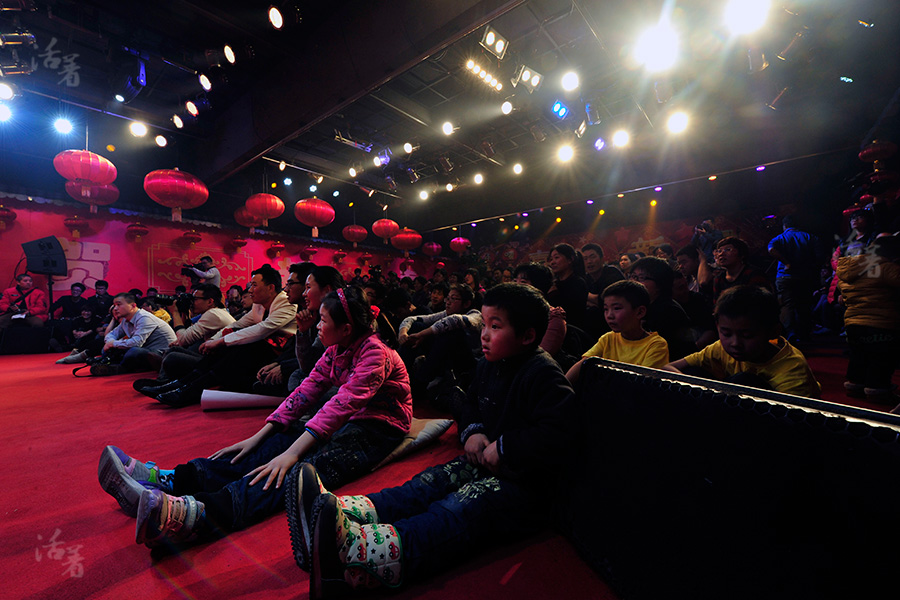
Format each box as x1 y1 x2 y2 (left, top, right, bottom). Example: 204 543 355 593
566 280 670 383
664 285 821 398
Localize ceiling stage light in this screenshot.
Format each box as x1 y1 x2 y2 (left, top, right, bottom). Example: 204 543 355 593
446 183 454 192
512 65 542 93
501 100 513 115
513 163 523 175
114 94 125 102
635 20 679 73
309 185 317 192
172 114 184 129
198 73 212 91
419 190 429 200
0 103 11 122
407 167 419 184
667 111 689 133
283 178 292 186
724 0 771 36
155 135 167 147
268 6 284 29
223 45 236 64
442 121 454 135
654 186 663 192
403 142 417 154
650 200 657 207
332 191 340 197
278 160 286 171
612 130 630 147
480 26 508 60
594 137 606 151
54 117 73 134
474 174 484 184
558 145 574 162
561 71 579 91
552 100 569 119
0 81 18 100
349 165 361 178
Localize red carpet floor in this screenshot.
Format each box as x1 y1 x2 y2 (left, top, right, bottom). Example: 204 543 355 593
0 354 614 600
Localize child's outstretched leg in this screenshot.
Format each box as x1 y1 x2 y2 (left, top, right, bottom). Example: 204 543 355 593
286 463 379 572
98 446 175 517
135 489 206 547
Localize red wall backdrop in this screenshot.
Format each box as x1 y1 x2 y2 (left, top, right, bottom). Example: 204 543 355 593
0 193 451 295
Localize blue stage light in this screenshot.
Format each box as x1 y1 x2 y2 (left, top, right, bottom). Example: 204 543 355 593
552 100 569 119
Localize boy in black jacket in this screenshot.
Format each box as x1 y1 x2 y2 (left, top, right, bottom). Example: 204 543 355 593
286 283 578 597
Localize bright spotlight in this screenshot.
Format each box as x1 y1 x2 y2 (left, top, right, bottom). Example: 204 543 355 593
474 173 484 184
513 163 523 175
349 166 358 178
501 101 513 115
54 118 73 134
114 94 125 103
480 26 508 60
155 135 167 147
373 156 382 167
558 145 574 162
466 59 475 70
403 142 414 153
561 71 579 91
513 65 543 93
612 130 630 147
419 190 429 200
667 111 689 133
0 104 11 122
552 101 569 119
172 114 184 129
186 100 199 116
635 20 679 73
310 185 317 192
0 82 17 101
654 186 663 192
223 45 236 64
332 191 340 197
650 200 658 207
473 65 481 75
594 137 606 151
129 121 148 137
446 183 454 192
198 73 212 91
442 121 454 135
724 0 770 35
279 160 286 171
268 6 284 29
284 178 292 186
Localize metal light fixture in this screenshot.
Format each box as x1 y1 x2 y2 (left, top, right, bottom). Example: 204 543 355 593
479 26 508 60
512 64 542 93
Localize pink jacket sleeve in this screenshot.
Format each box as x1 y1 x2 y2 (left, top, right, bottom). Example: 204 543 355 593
266 347 339 431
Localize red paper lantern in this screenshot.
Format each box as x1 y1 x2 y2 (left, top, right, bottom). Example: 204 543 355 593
0 205 17 231
53 150 117 186
270 241 286 257
372 218 399 244
294 197 335 238
235 206 264 230
436 261 446 270
245 193 285 227
360 252 373 263
64 180 119 214
144 169 209 222
231 236 247 249
183 230 202 247
391 227 422 257
126 222 150 242
450 237 471 255
332 250 347 263
64 215 85 239
300 246 318 260
422 241 441 257
342 224 367 248
859 141 897 163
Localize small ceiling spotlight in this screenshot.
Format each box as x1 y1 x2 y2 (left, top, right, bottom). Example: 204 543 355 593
555 206 562 211
373 149 391 167
551 100 569 119
309 185 317 193
283 177 292 186
501 100 513 115
268 6 284 28
654 186 663 192
667 111 689 133
558 145 574 162
419 190 429 200
586 199 594 205
309 173 324 184
172 114 184 129
446 183 454 192
612 129 630 147
574 120 587 139
407 167 419 184
585 101 602 125
474 173 484 185
561 71 579 91
708 175 718 181
512 64 542 93
650 200 658 207
114 94 125 103
155 134 167 147
129 121 148 137
185 95 211 117
0 81 19 101
480 26 508 60
635 19 679 73
332 190 340 197
723 0 771 36
756 165 766 172
278 160 286 171
385 175 398 192
198 73 212 91
442 121 455 135
359 187 376 197
223 45 236 64
0 103 11 122
186 100 199 116
594 137 606 151
513 163 523 175
403 142 418 154
54 117 73 134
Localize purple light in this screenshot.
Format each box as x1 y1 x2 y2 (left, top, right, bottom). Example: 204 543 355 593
594 137 606 151
522 212 528 217
654 186 662 192
756 165 766 171
586 199 594 205
471 223 476 227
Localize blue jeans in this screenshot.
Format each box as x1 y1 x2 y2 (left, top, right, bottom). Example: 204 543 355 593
118 347 164 373
369 456 540 579
173 420 404 532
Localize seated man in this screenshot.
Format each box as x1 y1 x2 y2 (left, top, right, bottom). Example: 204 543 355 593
100 292 177 374
141 265 297 407
0 273 49 332
56 305 104 364
663 285 821 398
134 284 235 388
49 282 90 348
87 280 114 317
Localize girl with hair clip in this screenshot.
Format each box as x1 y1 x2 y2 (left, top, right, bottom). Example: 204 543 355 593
98 286 413 550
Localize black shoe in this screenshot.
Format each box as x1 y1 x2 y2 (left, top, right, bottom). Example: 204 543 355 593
140 378 185 399
156 383 204 408
133 378 168 393
286 463 325 572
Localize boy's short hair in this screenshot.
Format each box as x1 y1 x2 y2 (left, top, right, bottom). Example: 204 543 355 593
289 262 316 282
631 256 675 294
714 285 779 328
95 280 109 288
675 245 700 260
601 280 651 309
482 282 549 347
513 262 554 295
195 283 224 307
582 243 604 258
71 282 87 292
252 264 282 289
715 236 749 260
450 283 475 307
431 281 450 296
200 255 213 263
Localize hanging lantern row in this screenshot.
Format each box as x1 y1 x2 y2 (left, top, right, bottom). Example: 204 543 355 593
332 250 347 263
0 205 16 230
246 193 285 227
422 241 441 257
270 241 286 257
390 227 422 257
183 230 202 247
232 236 248 249
144 169 209 222
294 197 335 238
53 150 119 214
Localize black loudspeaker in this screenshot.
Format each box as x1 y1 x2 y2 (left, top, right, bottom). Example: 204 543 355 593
22 236 67 276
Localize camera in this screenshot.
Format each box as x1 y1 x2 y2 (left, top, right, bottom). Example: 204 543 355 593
155 293 193 315
181 263 201 277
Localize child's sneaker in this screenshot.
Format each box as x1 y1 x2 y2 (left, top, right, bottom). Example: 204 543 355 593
98 446 174 516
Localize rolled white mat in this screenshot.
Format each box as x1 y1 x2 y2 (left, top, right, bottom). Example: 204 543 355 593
200 389 284 411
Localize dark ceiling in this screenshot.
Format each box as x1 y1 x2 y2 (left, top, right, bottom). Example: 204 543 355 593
1 0 898 249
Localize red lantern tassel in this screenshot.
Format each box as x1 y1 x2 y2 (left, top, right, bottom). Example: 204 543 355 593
312 226 319 238
172 207 182 223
